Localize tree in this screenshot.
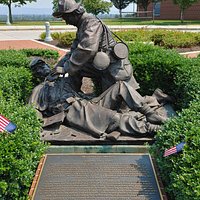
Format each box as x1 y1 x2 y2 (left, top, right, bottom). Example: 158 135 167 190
52 0 112 16
0 0 36 23
172 0 200 22
82 0 113 15
111 0 132 18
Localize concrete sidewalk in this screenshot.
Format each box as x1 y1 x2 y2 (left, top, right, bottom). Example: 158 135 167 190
1 24 200 31
0 24 200 40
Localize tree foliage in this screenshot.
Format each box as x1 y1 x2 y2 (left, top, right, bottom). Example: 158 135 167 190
111 0 132 17
52 0 112 16
172 0 200 22
0 0 36 23
82 0 113 15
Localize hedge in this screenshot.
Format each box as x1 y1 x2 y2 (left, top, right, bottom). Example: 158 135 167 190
0 66 32 103
0 97 46 200
40 29 200 49
128 43 200 109
0 43 199 200
150 100 200 200
0 49 59 199
128 43 200 200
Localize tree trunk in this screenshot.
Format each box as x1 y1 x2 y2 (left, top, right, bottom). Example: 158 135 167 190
119 9 122 18
180 9 184 23
8 2 13 24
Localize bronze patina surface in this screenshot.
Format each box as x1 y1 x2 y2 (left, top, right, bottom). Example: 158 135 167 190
32 154 163 200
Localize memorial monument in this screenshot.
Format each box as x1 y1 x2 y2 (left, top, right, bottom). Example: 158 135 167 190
28 1 174 199
29 0 174 143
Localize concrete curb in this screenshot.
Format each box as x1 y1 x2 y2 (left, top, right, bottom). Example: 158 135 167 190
1 25 200 31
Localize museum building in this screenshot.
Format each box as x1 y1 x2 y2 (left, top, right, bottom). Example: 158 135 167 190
137 0 200 20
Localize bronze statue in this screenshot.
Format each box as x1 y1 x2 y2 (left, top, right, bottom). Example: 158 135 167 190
51 0 140 92
29 58 172 141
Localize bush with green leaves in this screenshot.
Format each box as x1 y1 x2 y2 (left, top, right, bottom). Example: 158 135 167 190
0 49 59 69
127 43 200 200
0 97 46 200
0 50 29 68
150 100 200 200
128 42 200 109
58 32 76 47
40 29 200 49
0 49 59 199
0 66 33 103
21 49 59 59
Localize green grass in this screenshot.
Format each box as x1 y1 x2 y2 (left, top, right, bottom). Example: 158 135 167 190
0 19 200 26
103 18 200 25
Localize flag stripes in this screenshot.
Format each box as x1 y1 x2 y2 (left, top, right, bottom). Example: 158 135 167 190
164 146 177 157
163 142 185 157
0 115 10 132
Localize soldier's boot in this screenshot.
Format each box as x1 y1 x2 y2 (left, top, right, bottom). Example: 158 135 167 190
139 104 167 125
106 131 121 141
153 88 174 104
146 122 161 133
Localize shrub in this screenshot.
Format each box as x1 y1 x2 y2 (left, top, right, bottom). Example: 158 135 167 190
128 42 200 109
150 100 200 200
150 30 198 48
128 43 200 200
39 29 200 49
40 32 61 41
0 49 59 69
0 97 46 199
0 49 59 199
0 66 33 103
0 50 29 68
58 32 76 47
20 49 59 59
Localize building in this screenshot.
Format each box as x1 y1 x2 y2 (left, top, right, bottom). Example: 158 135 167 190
137 0 200 20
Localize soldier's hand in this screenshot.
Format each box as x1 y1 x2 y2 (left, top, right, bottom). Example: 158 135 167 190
64 61 79 76
46 73 59 82
52 66 66 74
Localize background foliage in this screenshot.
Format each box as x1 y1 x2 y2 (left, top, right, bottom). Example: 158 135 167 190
0 49 59 199
40 29 200 49
128 43 200 200
0 33 200 199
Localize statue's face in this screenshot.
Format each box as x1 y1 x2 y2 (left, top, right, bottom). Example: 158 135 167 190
62 13 79 26
34 64 51 80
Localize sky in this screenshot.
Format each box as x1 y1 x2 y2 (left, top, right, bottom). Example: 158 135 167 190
0 0 136 15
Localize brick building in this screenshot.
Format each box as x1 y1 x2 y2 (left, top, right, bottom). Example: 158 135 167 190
137 0 200 20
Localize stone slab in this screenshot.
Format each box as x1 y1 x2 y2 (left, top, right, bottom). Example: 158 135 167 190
31 154 163 200
40 124 155 145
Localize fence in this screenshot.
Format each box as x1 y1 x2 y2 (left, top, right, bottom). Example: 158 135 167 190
121 11 154 20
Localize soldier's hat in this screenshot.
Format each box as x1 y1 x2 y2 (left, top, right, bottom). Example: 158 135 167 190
30 58 46 70
53 0 81 18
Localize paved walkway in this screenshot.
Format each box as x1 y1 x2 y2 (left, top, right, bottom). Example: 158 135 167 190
0 39 68 57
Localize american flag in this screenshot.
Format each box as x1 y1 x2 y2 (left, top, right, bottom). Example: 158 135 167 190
163 142 185 157
0 114 16 133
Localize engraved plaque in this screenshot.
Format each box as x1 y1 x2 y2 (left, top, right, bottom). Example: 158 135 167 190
32 154 162 200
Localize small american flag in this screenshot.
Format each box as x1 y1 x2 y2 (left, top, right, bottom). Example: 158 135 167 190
163 142 185 157
0 114 16 133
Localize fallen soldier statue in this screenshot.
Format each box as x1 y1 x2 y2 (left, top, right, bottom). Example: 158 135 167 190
29 58 174 141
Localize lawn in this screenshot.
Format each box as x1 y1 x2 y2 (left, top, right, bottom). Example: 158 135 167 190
0 19 200 26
